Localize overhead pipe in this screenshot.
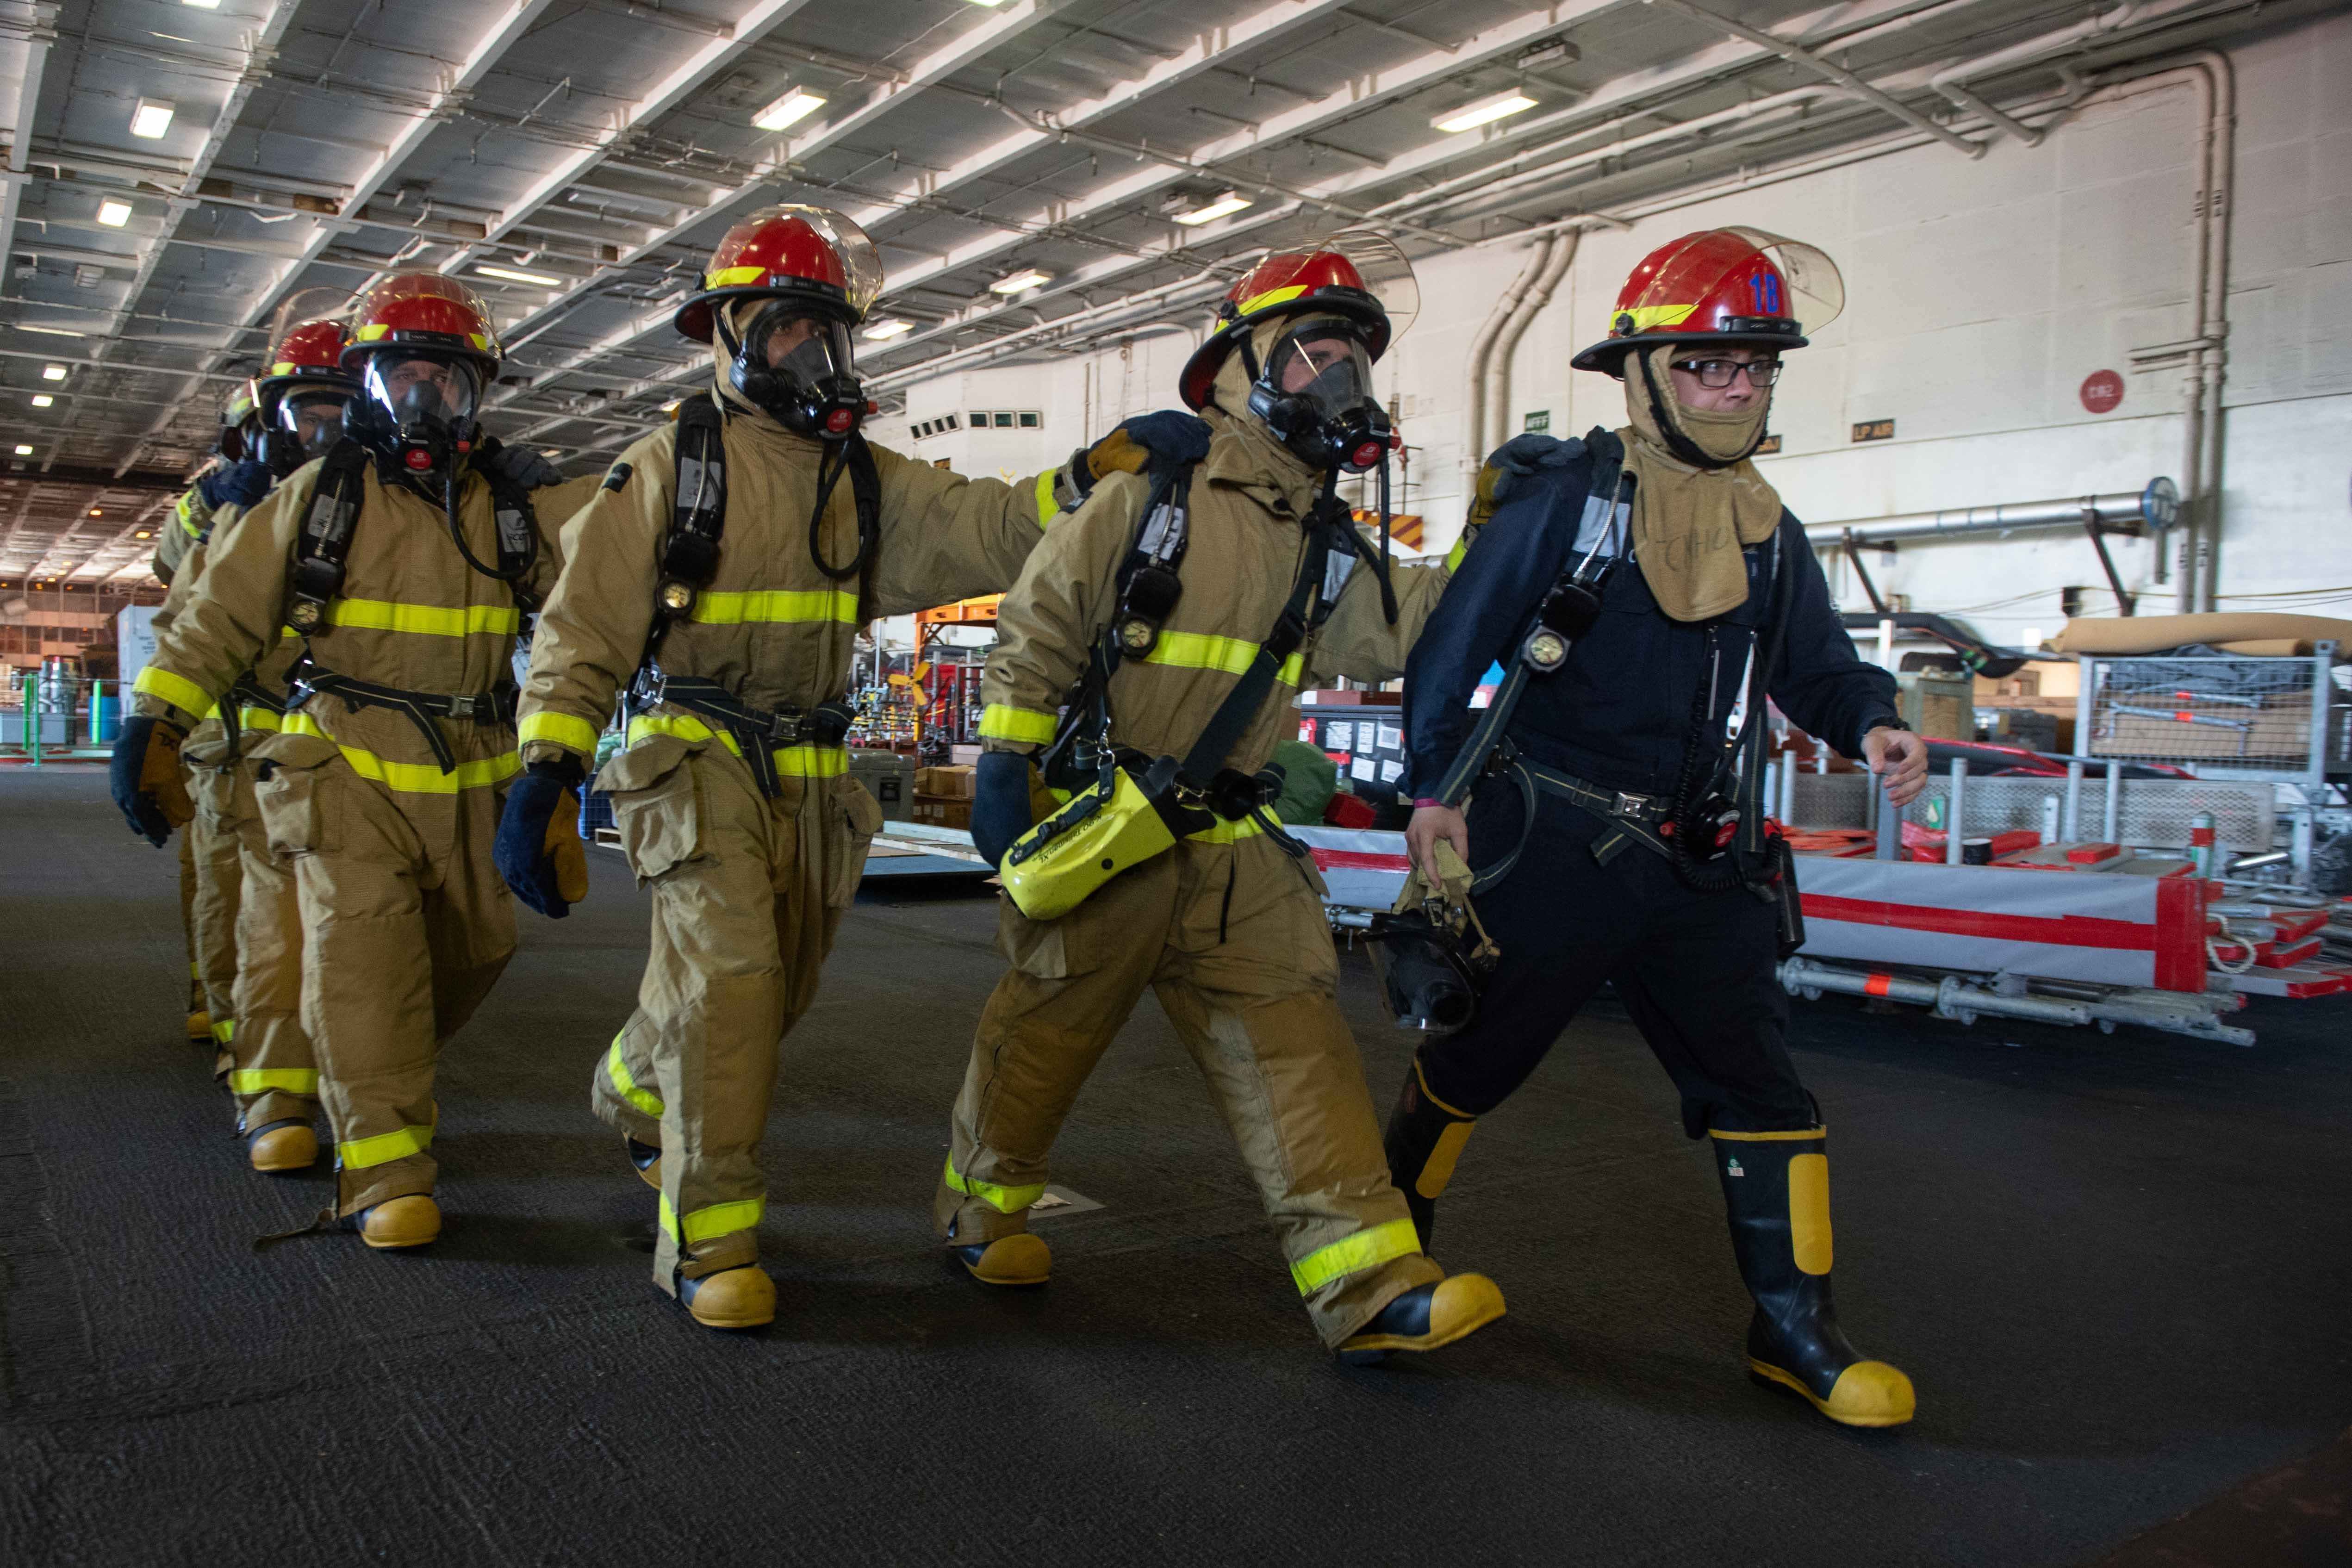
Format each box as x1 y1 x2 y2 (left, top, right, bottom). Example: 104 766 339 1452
1481 229 1578 457
0 3 57 293
1459 238 1557 499
1807 480 2179 546
1642 0 1986 158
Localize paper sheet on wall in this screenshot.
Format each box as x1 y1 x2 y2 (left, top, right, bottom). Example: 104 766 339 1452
1350 757 1376 781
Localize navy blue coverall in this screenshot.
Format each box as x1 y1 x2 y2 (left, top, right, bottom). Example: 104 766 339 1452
1400 436 1901 1136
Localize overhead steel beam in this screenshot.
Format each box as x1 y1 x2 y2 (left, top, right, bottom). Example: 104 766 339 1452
0 2 58 306
476 0 1069 348
110 0 565 476
489 1 1620 408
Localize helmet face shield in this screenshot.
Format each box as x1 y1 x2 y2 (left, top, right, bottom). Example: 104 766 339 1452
721 299 865 437
279 386 349 457
363 355 482 436
1245 315 1392 473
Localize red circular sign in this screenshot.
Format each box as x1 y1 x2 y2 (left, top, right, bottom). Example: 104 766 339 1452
2080 369 2124 414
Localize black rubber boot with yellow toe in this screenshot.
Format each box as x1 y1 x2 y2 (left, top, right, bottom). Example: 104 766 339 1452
352 1195 442 1251
1713 1126 1915 1429
1382 1060 1478 1256
1336 1273 1506 1365
678 1265 775 1330
953 1233 1052 1287
245 1119 318 1173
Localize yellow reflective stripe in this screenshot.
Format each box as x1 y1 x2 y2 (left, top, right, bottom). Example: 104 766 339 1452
657 1193 766 1244
1707 1126 1828 1142
605 1037 664 1118
705 264 767 288
978 704 1058 744
1290 1216 1421 1295
175 489 204 539
1141 633 1302 688
1237 283 1310 318
339 1119 434 1169
1187 812 1265 845
281 711 522 794
228 1068 319 1095
211 1018 234 1044
1445 533 1471 572
1619 303 1696 334
1034 467 1061 529
324 598 522 637
519 710 600 754
623 715 846 777
237 707 284 733
687 587 860 626
135 666 217 720
355 323 390 342
942 1154 1044 1215
201 700 221 720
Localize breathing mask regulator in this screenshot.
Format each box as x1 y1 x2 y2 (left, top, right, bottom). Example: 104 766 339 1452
348 352 536 588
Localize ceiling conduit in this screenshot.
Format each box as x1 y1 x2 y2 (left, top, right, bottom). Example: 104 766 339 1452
1459 237 1557 499
1481 229 1579 459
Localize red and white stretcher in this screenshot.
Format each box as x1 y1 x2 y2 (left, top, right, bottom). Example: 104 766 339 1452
1288 825 2296 1045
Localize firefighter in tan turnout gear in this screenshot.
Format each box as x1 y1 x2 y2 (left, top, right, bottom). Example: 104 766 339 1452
159 303 362 1172
154 387 273 1052
112 273 603 1246
503 205 1083 1331
935 233 1507 1363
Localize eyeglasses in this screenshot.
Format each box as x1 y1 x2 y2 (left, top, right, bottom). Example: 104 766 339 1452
1671 358 1782 388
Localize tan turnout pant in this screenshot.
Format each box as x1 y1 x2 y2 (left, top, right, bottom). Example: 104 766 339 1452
251 729 516 1214
184 721 245 1076
936 836 1440 1347
589 734 881 1292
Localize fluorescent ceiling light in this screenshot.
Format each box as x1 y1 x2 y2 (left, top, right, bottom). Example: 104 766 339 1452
30 394 53 407
989 269 1051 295
130 98 176 139
1173 192 1254 227
862 317 914 341
963 0 1008 6
751 90 827 132
538 448 563 459
1432 91 1537 134
97 199 133 228
476 264 563 286
12 445 30 456
40 365 67 381
18 324 86 337
180 0 222 9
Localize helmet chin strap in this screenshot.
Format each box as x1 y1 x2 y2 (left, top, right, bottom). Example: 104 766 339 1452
1635 349 1767 470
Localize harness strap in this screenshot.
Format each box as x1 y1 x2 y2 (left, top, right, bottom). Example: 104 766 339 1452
628 672 851 800
289 656 518 774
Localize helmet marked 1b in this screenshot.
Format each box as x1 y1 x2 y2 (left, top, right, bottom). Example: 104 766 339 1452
339 273 503 475
1181 229 1418 473
672 204 882 439
1570 227 1844 376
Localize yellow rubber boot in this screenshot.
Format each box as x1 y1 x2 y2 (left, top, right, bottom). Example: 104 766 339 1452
355 1195 442 1250
1714 1126 1916 1429
953 1233 1052 1286
1337 1273 1506 1364
187 1008 213 1044
246 1120 318 1173
678 1266 776 1330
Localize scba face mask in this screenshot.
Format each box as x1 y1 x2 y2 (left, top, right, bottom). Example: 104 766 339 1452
719 300 863 438
1244 320 1392 473
359 355 484 475
260 384 351 476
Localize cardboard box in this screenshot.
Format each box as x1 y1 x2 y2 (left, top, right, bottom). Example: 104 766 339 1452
916 765 976 798
1897 672 1975 740
911 794 973 830
949 744 983 765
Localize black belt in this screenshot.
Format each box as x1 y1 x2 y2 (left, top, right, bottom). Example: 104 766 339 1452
290 658 518 774
1519 756 1675 865
628 671 851 799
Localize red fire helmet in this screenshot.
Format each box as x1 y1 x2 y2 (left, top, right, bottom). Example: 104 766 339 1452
254 317 355 422
340 274 502 379
674 205 884 342
1178 229 1418 410
1570 227 1843 376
